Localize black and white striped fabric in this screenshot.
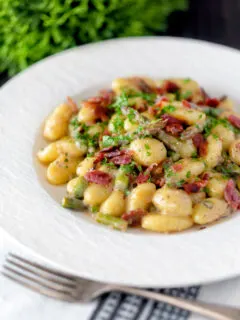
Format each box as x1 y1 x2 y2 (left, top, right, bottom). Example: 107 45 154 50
90 287 200 320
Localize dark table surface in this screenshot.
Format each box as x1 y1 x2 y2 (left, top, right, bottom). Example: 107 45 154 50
1 0 240 86
168 0 240 49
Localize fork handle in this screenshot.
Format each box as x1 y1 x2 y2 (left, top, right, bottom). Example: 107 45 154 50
105 285 239 320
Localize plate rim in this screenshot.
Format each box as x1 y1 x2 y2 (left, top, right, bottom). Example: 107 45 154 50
1 36 240 287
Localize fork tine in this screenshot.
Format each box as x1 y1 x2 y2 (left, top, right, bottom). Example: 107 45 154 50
3 264 75 295
8 253 76 281
2 270 75 302
6 256 76 288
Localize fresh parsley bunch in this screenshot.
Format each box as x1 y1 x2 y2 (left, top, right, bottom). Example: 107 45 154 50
0 0 188 76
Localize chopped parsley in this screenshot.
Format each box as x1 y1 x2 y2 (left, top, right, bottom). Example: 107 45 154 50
183 78 191 83
112 114 124 132
203 187 210 194
165 167 174 178
176 179 185 187
70 117 79 127
91 205 99 213
203 108 222 117
129 91 156 104
181 90 192 100
109 92 129 113
127 108 136 123
120 162 136 174
203 117 235 137
161 105 176 114
102 135 116 147
191 151 198 158
212 133 219 140
186 171 191 179
124 190 131 196
144 143 151 156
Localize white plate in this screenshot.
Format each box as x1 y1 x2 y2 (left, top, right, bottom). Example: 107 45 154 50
1 37 240 288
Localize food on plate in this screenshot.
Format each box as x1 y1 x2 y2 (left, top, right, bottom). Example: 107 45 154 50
37 77 240 232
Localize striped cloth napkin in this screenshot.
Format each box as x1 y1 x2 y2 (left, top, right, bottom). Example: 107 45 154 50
1 229 240 320
90 287 199 320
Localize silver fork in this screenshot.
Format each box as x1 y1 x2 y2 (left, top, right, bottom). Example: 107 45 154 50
2 253 240 320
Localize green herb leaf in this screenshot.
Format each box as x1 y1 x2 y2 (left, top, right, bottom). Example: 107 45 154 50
161 105 176 114
186 171 191 178
183 78 191 83
181 90 192 100
176 179 185 187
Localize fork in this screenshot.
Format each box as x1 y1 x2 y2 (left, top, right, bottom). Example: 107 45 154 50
2 253 240 320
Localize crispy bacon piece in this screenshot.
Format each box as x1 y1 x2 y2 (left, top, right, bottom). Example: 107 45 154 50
122 209 147 226
228 115 240 129
110 154 132 165
192 133 208 156
104 150 122 158
172 163 183 172
93 152 105 164
99 89 115 106
95 148 132 165
161 114 184 136
155 96 169 107
85 170 112 185
135 163 159 184
148 106 158 116
99 146 115 153
66 96 78 113
135 172 149 184
224 179 240 210
83 90 114 122
183 183 201 193
163 81 180 93
165 123 184 136
182 100 191 108
183 173 209 194
154 177 165 187
83 100 108 122
205 98 220 107
156 87 164 95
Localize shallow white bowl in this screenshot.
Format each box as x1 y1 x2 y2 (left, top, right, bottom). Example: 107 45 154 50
1 37 240 287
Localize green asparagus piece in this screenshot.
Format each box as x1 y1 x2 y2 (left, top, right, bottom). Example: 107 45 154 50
62 197 85 210
73 176 88 199
114 170 129 191
95 213 128 231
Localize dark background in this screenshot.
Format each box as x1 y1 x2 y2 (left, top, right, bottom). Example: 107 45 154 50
1 0 240 86
169 0 240 48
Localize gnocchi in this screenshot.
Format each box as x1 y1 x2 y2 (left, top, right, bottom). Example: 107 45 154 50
47 154 79 185
203 135 222 169
229 139 240 165
38 77 239 233
83 183 112 207
193 198 229 225
37 142 58 164
211 124 235 150
152 186 192 216
207 174 228 199
44 103 74 141
100 190 126 216
142 214 193 233
127 183 156 211
130 138 167 166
